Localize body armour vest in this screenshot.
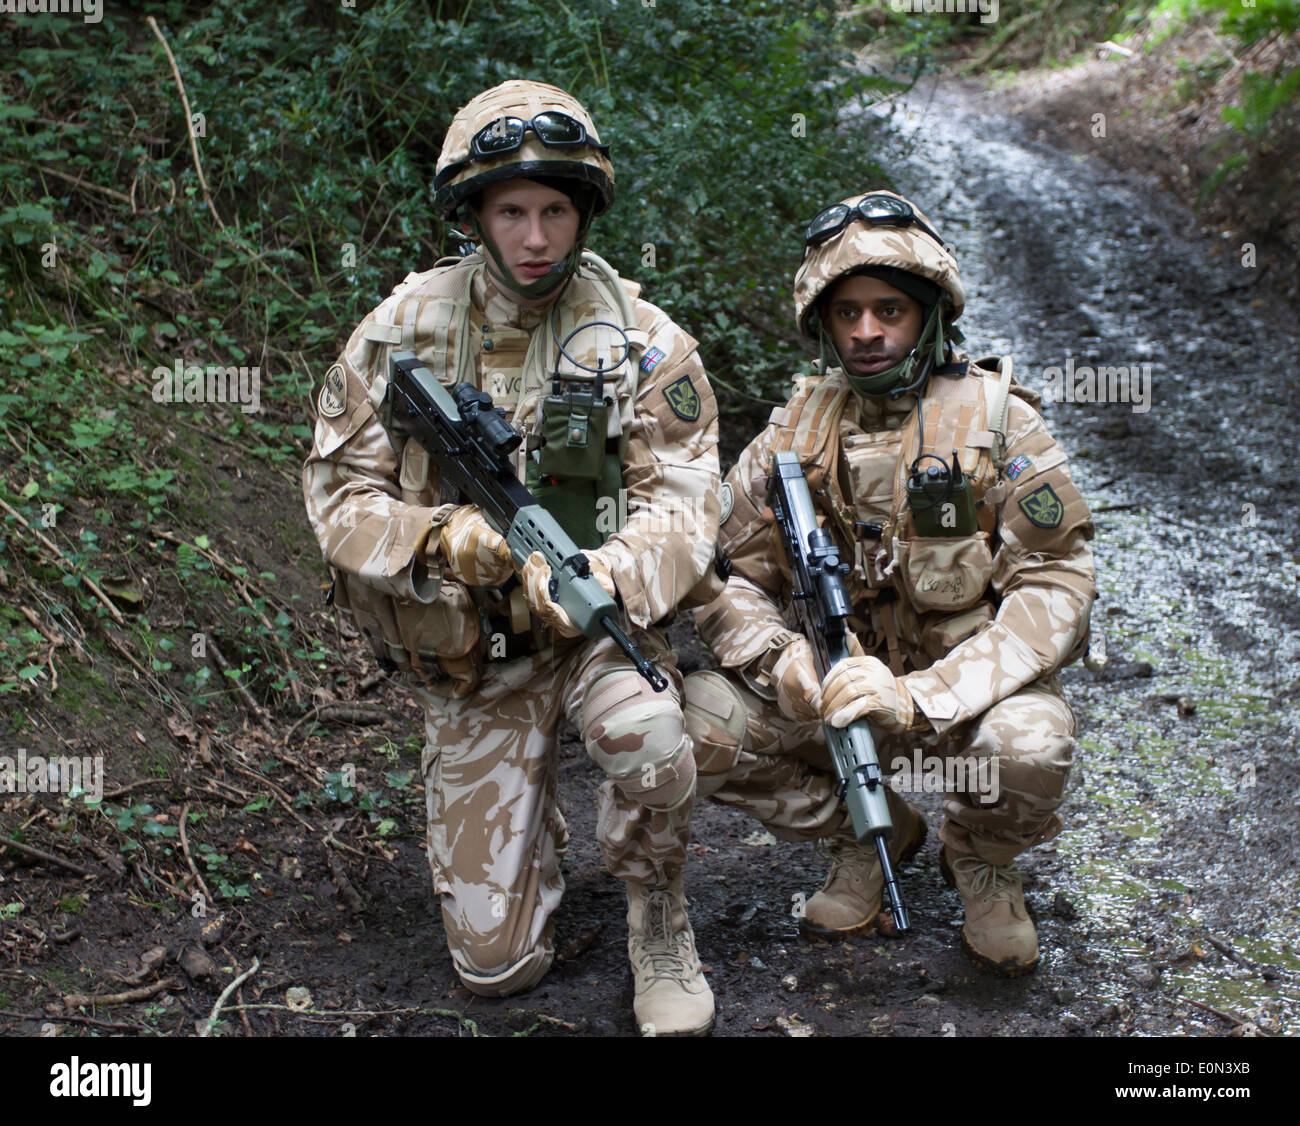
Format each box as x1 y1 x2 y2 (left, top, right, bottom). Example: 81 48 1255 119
359 251 648 550
768 355 1029 672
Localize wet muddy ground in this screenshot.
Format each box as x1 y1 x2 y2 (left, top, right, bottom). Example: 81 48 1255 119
3 76 1297 1039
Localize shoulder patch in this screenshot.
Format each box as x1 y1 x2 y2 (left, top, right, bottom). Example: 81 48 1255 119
719 481 734 524
318 364 348 419
1006 454 1032 481
1018 483 1063 528
640 345 667 374
663 374 701 421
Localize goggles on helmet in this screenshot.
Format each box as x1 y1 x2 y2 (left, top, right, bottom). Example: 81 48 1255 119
804 193 943 254
434 112 610 188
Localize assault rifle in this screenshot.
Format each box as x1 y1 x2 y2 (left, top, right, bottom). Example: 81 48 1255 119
768 450 909 931
384 350 667 692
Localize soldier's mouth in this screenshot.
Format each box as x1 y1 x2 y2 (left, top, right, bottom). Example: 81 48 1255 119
850 355 893 373
518 260 556 278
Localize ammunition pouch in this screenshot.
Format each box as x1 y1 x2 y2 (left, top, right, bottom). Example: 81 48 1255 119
330 570 485 698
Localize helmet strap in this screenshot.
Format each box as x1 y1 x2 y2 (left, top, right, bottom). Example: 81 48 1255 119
824 302 952 399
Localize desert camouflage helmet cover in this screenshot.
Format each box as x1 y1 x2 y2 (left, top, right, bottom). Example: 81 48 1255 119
434 80 614 220
793 190 965 338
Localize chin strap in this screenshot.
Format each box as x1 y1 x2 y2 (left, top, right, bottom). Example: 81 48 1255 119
826 301 960 399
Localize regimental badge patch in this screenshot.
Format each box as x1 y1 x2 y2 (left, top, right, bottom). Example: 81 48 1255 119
1006 454 1032 481
719 481 734 524
640 346 666 374
664 375 701 421
1019 483 1064 528
318 363 347 419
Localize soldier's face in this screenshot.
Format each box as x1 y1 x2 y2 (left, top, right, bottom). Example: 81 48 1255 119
475 179 581 301
823 275 924 379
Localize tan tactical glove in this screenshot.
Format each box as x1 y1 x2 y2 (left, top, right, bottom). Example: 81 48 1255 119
436 505 514 587
820 655 918 734
521 550 617 638
771 638 823 724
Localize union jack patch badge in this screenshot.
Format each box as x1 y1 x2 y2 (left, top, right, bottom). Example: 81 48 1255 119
640 346 666 374
1006 455 1032 481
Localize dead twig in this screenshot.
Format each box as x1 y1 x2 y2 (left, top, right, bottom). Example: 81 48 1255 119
230 765 315 832
207 637 268 719
223 1002 480 1036
0 1009 154 1033
0 495 125 624
0 837 101 879
178 801 213 910
145 16 225 231
103 779 174 800
34 163 133 205
283 703 390 745
199 956 260 1037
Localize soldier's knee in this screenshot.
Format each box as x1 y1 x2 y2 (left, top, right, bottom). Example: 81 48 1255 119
991 732 1073 806
682 671 746 797
582 670 694 810
454 945 553 998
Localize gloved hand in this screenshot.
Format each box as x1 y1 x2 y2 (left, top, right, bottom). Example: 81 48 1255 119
820 655 918 734
436 505 514 587
771 638 823 724
521 550 617 638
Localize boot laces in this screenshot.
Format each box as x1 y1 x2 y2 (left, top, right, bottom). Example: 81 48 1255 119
638 890 693 982
952 855 1022 904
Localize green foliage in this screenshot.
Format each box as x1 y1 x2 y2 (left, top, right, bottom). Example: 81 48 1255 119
1205 0 1300 43
1221 66 1300 141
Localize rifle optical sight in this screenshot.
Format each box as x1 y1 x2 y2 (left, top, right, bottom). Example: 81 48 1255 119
453 383 521 458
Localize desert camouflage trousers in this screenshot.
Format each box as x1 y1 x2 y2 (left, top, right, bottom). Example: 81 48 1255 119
413 628 691 997
708 675 1076 867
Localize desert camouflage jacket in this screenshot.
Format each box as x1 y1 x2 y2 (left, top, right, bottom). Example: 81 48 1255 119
697 358 1095 735
302 254 721 662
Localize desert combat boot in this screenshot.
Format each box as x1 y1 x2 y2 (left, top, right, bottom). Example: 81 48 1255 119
627 875 714 1036
800 793 927 938
940 839 1039 976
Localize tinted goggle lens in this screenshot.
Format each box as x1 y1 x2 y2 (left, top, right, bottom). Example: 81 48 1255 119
474 117 526 154
532 111 586 144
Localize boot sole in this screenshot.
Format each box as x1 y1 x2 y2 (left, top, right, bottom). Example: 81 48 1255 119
799 817 928 940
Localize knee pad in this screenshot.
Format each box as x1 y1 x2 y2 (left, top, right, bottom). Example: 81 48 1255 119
682 670 746 797
582 670 694 811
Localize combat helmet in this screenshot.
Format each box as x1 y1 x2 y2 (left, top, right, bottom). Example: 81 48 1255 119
434 80 614 300
793 190 965 396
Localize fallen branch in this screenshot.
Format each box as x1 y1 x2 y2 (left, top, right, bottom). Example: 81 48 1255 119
64 978 178 1010
1184 997 1251 1029
283 703 390 745
199 956 260 1038
0 837 102 879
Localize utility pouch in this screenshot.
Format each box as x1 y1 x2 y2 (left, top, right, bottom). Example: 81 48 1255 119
538 386 609 481
897 532 993 613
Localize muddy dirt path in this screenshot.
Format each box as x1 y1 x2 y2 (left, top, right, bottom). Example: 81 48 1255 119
4 76 1297 1040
